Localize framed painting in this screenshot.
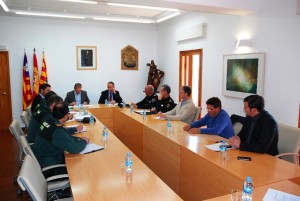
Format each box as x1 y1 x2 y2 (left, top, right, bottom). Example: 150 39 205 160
77 46 97 70
223 53 265 98
121 45 138 70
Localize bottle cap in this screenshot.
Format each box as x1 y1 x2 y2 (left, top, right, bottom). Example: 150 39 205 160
246 176 252 182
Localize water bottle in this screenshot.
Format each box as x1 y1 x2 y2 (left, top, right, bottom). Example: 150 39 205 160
167 119 172 132
130 105 134 114
105 99 108 106
80 104 84 114
125 152 133 173
90 115 94 130
242 176 254 201
219 140 227 160
122 101 126 108
102 126 108 141
143 109 146 120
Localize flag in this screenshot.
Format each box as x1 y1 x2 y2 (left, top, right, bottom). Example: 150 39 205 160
22 53 32 111
39 51 48 85
32 49 39 100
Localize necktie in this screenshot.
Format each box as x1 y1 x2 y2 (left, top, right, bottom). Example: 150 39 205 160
109 92 112 101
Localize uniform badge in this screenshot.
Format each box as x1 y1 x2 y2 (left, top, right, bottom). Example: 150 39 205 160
166 104 170 108
152 98 156 102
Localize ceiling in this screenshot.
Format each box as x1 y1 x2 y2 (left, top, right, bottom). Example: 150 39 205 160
0 0 256 23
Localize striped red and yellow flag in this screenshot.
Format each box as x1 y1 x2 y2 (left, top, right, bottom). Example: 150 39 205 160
32 49 39 100
22 53 32 110
39 51 48 85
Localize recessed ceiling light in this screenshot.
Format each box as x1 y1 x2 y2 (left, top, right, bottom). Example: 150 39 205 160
93 17 154 24
0 0 9 12
59 0 98 4
107 3 178 12
16 11 85 19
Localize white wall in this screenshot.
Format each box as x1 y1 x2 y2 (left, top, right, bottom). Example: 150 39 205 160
157 0 300 126
0 16 157 122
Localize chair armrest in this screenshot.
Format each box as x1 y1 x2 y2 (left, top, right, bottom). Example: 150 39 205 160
42 164 66 172
46 174 69 182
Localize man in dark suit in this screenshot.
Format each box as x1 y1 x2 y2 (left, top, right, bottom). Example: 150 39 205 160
31 83 51 112
229 95 279 156
98 81 123 104
64 83 90 106
152 84 176 113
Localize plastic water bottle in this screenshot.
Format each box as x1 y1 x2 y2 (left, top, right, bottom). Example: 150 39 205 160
143 109 146 120
242 177 254 201
130 105 134 114
219 140 227 160
122 101 126 108
102 126 108 141
105 99 108 106
80 104 84 114
125 152 133 173
167 119 172 132
90 115 95 129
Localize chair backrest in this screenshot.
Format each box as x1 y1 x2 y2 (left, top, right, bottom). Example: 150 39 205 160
19 135 41 168
233 122 243 136
21 111 30 129
26 105 32 120
194 107 202 121
17 155 47 201
278 123 300 164
9 119 25 145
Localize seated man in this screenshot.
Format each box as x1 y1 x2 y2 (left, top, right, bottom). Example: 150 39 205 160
183 97 234 139
98 81 123 104
32 103 89 167
152 84 176 113
31 83 51 112
64 83 90 106
131 85 158 109
228 95 279 156
158 86 195 124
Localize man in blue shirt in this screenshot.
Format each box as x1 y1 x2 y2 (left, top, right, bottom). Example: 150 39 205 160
183 97 234 139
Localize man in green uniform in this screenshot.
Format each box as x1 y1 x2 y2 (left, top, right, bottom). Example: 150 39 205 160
152 84 176 113
32 103 89 167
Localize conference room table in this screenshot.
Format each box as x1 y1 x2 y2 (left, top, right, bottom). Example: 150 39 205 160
66 104 300 201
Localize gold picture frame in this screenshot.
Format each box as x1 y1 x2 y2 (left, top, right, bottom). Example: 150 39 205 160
121 45 138 70
77 46 97 70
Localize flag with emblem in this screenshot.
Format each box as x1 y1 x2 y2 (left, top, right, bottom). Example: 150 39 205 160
22 52 32 110
32 48 39 100
39 51 48 85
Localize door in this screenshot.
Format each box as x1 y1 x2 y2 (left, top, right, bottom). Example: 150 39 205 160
179 49 203 107
0 51 12 132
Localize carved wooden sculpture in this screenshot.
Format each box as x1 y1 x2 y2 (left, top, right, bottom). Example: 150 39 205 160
147 60 165 92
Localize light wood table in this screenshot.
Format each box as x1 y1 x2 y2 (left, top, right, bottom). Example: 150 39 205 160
204 180 300 200
76 105 300 201
65 118 183 201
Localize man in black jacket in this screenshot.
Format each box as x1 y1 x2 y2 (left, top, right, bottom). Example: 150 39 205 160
152 84 176 113
98 81 123 104
131 85 158 109
229 95 279 156
31 83 51 112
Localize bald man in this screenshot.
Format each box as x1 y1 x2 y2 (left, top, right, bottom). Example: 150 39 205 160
131 85 158 109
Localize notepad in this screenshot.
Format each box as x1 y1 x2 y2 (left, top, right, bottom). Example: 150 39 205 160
80 143 104 154
205 142 233 152
263 188 300 201
134 110 152 115
66 125 87 133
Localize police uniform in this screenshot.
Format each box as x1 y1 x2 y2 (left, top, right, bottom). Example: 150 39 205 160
155 96 176 113
27 105 77 143
136 93 158 109
32 117 87 167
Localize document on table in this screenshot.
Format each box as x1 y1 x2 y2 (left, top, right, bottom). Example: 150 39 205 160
153 116 165 120
263 188 300 201
205 142 233 152
80 143 104 154
66 125 87 133
134 110 151 115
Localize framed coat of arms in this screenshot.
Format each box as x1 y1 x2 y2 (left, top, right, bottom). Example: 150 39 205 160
121 45 138 70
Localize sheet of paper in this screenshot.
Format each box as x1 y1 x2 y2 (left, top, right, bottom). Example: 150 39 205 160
66 125 87 133
153 116 166 120
263 188 300 201
79 143 104 154
205 142 233 152
134 109 150 113
75 114 91 121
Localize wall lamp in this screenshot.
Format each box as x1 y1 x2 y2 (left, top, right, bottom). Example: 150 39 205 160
235 39 251 48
